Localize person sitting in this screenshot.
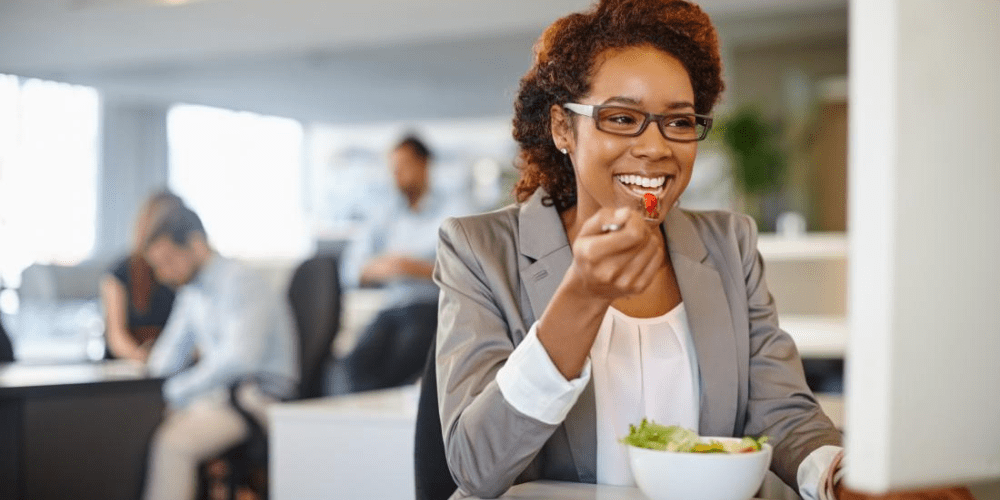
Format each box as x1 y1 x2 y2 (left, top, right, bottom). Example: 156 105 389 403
140 203 298 500
337 134 469 393
100 190 183 362
433 1 845 499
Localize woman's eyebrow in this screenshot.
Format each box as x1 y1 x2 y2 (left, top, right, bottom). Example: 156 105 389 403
600 96 696 111
602 96 642 106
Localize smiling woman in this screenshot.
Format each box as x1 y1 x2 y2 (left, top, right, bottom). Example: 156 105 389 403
430 1 843 499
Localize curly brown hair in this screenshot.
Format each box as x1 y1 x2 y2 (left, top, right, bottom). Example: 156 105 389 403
512 0 724 212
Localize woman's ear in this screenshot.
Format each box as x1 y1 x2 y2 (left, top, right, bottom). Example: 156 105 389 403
550 103 574 154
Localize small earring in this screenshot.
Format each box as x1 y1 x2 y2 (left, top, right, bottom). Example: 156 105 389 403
560 148 567 155
561 150 574 173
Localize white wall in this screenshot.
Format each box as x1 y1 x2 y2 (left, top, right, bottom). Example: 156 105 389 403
846 0 1000 492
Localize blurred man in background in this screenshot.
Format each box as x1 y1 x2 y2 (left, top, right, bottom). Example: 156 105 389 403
338 134 466 393
141 203 298 500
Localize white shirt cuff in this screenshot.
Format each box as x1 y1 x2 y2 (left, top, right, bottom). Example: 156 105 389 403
797 445 845 500
496 321 592 425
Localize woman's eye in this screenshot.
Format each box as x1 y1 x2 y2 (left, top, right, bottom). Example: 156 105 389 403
665 116 696 129
605 114 639 125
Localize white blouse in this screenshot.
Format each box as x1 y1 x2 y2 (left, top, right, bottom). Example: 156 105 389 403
591 303 700 486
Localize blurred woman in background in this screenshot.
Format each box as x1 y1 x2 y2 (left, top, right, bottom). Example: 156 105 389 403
100 190 183 362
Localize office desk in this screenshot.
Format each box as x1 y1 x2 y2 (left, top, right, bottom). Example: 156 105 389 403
0 361 164 500
462 480 767 499
270 385 419 500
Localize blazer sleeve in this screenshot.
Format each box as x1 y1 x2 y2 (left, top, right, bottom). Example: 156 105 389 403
433 217 560 498
735 214 842 491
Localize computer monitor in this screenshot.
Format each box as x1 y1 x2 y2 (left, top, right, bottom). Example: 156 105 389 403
844 0 1000 493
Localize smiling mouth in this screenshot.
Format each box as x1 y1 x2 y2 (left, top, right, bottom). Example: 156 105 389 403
614 173 671 199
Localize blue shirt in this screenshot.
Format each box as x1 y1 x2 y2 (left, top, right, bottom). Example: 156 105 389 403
147 253 299 408
341 187 469 308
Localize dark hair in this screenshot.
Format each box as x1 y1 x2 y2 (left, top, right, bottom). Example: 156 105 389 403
512 0 725 212
394 134 433 162
144 204 206 249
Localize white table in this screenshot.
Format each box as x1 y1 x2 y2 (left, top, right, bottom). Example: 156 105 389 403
780 315 847 359
461 480 767 499
269 384 419 500
460 480 646 499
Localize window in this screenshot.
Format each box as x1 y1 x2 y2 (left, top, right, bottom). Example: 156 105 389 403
167 104 310 261
0 74 100 291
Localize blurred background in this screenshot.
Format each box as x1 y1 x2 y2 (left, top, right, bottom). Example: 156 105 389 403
0 0 849 362
4 1 1000 500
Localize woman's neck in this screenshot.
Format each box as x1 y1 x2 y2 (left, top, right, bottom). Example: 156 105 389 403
559 205 581 244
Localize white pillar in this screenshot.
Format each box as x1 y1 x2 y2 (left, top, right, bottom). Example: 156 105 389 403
94 99 170 258
845 0 1000 492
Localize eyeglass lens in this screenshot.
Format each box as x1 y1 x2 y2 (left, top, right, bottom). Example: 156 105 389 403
595 106 706 140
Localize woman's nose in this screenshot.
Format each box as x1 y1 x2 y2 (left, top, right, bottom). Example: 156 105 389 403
630 121 675 161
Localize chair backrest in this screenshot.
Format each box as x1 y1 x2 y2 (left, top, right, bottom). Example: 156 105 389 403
414 338 457 500
287 255 342 400
0 313 14 362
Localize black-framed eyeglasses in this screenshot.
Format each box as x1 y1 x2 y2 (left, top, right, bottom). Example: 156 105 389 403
563 102 713 142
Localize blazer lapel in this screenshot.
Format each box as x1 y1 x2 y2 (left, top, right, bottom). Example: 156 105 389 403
665 207 740 438
516 190 597 483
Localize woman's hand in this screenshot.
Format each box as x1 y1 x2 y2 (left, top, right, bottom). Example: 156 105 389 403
565 207 666 302
536 206 666 380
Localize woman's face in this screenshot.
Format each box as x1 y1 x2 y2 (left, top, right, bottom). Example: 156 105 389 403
554 45 698 225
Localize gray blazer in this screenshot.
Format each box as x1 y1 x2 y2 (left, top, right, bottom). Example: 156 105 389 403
433 189 841 498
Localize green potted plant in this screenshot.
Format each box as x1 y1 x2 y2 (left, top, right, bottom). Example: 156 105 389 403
717 106 788 232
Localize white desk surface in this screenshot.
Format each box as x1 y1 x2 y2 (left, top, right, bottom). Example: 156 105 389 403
780 315 847 359
0 359 149 390
269 383 419 421
461 480 766 500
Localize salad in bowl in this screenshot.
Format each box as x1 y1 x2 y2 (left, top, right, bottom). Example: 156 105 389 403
621 420 773 500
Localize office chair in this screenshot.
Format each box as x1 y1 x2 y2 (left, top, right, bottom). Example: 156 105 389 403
288 255 342 399
414 336 458 500
201 255 342 500
1 312 14 362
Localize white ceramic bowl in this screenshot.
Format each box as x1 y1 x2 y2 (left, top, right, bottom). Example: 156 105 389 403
628 437 773 500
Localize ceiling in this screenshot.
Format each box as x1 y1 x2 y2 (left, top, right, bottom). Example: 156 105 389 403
0 0 847 123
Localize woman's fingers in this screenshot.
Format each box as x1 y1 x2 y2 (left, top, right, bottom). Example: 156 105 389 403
578 207 631 236
575 209 644 258
571 207 664 298
581 209 650 254
614 235 665 293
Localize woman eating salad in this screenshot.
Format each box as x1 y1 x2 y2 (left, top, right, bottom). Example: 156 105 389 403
432 0 845 498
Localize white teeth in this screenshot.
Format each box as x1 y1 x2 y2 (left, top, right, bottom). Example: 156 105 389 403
615 174 666 189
